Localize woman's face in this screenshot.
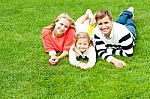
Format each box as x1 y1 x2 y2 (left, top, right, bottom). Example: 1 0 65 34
76 38 89 53
54 18 70 36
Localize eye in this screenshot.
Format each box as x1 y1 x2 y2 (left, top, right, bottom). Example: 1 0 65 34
77 42 82 45
60 23 63 26
104 22 108 24
64 25 69 28
98 23 102 25
84 43 88 45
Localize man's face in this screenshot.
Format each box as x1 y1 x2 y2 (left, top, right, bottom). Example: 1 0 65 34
97 15 113 36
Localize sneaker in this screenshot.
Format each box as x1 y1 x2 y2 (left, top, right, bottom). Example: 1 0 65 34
86 9 96 25
127 7 134 19
127 7 134 13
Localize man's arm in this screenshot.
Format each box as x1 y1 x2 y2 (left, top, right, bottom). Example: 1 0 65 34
113 33 134 57
94 34 126 68
94 34 115 62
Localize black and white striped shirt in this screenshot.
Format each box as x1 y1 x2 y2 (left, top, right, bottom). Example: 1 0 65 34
93 22 135 62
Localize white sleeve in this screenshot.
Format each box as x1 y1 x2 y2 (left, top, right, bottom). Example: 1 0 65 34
87 46 96 68
49 50 56 56
69 48 81 67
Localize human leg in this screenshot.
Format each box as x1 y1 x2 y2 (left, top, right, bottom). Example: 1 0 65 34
125 18 136 38
86 9 96 25
116 7 136 38
116 7 134 25
75 14 89 24
75 9 95 34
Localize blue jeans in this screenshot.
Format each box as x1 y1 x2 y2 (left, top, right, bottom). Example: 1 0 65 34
116 10 136 39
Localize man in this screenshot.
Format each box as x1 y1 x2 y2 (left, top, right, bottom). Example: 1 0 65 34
93 7 136 68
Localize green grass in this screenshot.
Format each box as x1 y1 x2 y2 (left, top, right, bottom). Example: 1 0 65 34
1 0 150 98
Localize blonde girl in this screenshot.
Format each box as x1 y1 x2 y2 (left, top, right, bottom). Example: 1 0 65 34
69 32 96 69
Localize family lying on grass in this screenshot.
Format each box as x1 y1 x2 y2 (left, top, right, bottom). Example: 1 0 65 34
42 7 136 69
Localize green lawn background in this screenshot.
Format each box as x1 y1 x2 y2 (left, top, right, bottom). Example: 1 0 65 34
0 0 150 98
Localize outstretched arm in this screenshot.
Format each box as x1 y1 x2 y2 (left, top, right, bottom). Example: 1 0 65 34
106 33 134 57
95 35 126 68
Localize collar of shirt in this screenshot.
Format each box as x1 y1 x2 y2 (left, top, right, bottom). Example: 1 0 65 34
75 48 89 58
102 25 114 40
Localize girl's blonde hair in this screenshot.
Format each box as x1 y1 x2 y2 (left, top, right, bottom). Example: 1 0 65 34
75 32 93 46
44 13 75 32
73 32 93 54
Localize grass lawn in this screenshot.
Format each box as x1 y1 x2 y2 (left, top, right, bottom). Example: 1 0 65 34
0 0 150 98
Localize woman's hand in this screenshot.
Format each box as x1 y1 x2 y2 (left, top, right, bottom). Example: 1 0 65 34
49 56 59 65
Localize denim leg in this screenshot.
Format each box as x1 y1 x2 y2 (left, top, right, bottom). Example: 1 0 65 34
116 14 128 25
116 10 133 25
125 18 136 38
126 26 136 40
116 10 136 39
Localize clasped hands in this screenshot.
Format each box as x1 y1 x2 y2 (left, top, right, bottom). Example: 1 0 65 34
78 62 90 70
49 56 59 65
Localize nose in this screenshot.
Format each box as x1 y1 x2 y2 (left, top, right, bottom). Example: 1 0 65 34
80 44 85 48
101 23 106 29
60 25 65 30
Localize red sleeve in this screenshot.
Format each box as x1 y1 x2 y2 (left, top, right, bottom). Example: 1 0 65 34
63 28 76 52
42 29 54 52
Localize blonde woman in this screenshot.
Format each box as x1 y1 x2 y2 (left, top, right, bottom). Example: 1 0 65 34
42 13 76 65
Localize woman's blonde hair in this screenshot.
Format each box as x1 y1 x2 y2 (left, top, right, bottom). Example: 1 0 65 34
44 13 75 32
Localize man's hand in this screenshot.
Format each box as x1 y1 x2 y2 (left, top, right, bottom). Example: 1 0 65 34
111 58 126 68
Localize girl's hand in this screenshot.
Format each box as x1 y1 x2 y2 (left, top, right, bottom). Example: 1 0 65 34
81 65 90 70
49 56 59 65
79 63 90 70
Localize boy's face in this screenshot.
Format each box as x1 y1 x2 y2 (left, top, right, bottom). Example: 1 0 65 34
97 15 113 37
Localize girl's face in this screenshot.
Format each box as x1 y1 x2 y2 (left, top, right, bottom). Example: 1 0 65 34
54 18 70 36
76 38 89 53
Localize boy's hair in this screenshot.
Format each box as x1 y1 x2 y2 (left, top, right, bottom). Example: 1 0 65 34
44 13 75 32
95 10 113 22
75 32 93 46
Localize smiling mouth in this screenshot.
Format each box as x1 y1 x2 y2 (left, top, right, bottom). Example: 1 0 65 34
101 28 108 32
57 29 64 34
57 31 62 34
